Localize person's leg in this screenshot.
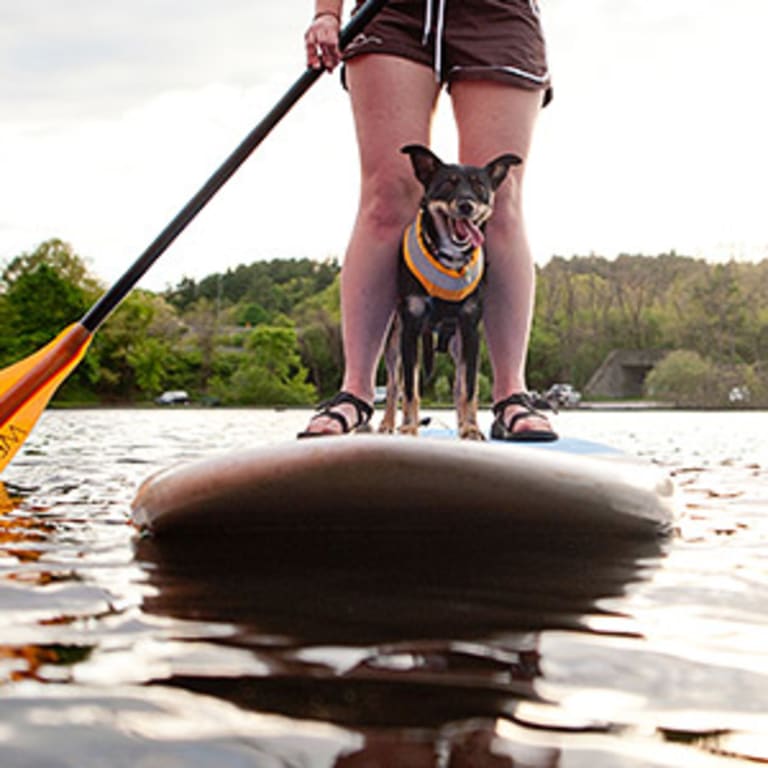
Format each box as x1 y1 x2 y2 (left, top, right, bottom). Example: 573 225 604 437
450 81 553 436
302 55 440 435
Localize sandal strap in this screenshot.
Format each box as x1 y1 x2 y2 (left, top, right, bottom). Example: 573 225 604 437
492 392 535 418
493 392 550 431
490 392 558 442
314 390 374 433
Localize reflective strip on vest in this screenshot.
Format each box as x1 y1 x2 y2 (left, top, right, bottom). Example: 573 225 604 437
402 212 484 302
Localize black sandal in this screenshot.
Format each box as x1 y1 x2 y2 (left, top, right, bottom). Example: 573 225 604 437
297 391 374 438
490 393 558 442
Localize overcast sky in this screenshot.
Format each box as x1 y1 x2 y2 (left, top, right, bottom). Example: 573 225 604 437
1 0 766 291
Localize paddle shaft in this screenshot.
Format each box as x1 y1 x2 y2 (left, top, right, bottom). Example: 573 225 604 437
81 0 388 332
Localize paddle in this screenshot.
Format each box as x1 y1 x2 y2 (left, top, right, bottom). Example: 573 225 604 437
0 0 388 473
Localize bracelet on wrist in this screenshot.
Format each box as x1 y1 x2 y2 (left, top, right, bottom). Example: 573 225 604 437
313 10 341 23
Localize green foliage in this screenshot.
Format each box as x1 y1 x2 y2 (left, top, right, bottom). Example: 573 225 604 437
1 238 101 297
210 324 316 405
2 263 87 351
165 258 339 316
528 252 768 391
0 241 98 364
644 351 720 406
236 302 270 327
645 351 768 408
0 240 101 399
434 374 452 403
126 337 173 393
5 238 768 408
526 321 564 392
293 276 342 397
92 290 183 399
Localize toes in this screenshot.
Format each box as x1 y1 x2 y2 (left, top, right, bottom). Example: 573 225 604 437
505 407 551 435
304 414 343 436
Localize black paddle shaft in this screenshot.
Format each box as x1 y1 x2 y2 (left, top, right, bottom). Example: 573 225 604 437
80 0 388 332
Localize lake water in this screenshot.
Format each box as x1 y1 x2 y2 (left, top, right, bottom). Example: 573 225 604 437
1 408 767 767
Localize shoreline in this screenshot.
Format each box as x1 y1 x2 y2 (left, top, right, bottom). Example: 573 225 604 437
47 400 768 413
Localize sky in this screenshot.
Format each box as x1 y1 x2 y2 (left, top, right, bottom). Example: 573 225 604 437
1 0 767 292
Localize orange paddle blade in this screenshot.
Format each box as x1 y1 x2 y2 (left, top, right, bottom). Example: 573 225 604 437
0 482 14 513
0 323 92 473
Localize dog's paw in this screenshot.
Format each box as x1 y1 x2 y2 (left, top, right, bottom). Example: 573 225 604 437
398 424 420 437
459 425 485 441
378 421 395 434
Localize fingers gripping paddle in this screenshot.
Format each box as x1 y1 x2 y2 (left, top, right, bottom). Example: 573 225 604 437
0 0 388 473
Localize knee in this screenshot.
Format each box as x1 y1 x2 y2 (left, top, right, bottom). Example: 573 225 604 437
486 175 524 240
358 171 421 242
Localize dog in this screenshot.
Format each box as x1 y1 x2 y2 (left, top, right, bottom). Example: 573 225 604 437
379 144 521 439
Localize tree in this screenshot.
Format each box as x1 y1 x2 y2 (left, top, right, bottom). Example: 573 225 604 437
92 290 184 399
0 240 101 399
683 262 748 363
211 324 316 405
1 239 101 297
126 337 172 394
180 298 219 393
644 350 723 407
293 276 343 397
0 241 100 362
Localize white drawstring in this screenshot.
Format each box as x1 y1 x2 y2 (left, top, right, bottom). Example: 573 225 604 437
422 0 433 43
422 0 447 82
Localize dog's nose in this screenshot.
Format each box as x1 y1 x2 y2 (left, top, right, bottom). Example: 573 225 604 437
457 199 476 217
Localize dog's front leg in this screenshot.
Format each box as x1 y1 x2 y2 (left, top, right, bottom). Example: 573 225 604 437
399 299 427 436
378 316 401 434
454 317 484 441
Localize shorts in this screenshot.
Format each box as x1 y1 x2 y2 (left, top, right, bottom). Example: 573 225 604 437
343 0 552 105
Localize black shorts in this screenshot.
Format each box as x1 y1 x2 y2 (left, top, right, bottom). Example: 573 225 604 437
343 0 552 105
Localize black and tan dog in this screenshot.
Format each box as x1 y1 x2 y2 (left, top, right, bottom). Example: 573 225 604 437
380 144 521 440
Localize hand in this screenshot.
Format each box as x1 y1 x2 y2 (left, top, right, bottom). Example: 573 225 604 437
305 13 342 71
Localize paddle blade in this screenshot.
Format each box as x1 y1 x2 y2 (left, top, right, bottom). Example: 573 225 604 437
0 482 13 513
0 323 92 473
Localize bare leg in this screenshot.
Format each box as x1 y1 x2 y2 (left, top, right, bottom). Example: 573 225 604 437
303 56 440 434
451 82 553 435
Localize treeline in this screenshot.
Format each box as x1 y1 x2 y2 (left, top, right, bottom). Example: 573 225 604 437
2 239 767 407
534 253 768 405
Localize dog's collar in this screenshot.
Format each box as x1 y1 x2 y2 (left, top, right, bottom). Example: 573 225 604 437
402 210 484 302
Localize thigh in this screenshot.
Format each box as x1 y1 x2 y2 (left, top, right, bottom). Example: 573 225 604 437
450 81 541 175
346 55 440 182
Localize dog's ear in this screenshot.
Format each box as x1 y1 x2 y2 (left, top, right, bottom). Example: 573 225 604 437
485 153 523 190
401 144 444 187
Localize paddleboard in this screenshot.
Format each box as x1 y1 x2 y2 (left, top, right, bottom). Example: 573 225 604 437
131 432 676 539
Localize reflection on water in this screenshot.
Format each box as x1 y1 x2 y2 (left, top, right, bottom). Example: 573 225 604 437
0 408 767 766
137 524 662 733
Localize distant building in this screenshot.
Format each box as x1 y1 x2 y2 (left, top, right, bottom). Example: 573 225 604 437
584 350 668 399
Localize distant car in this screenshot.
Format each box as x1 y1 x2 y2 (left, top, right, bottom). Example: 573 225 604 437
155 390 190 406
545 383 581 409
728 386 750 404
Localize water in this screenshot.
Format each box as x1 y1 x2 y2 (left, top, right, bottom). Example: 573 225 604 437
1 408 767 767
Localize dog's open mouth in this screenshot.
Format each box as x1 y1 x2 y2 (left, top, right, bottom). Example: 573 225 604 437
451 217 484 249
428 203 487 253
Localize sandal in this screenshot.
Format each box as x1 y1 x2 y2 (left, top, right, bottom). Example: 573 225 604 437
297 391 374 438
490 393 558 442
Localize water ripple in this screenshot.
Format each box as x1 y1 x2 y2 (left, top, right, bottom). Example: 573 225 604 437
0 408 767 766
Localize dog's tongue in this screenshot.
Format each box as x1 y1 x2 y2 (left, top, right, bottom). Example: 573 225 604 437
455 219 484 248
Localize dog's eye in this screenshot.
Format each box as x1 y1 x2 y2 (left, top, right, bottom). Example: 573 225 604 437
470 176 488 199
436 176 459 196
